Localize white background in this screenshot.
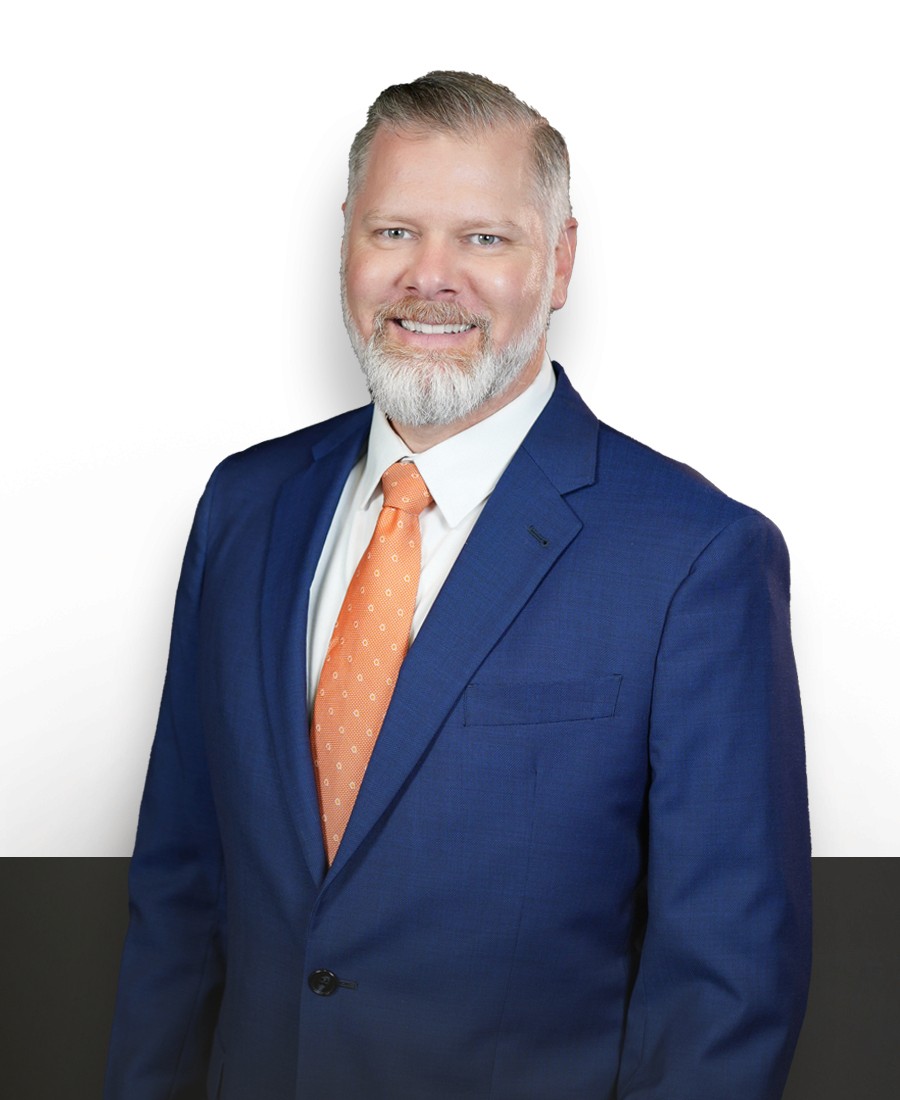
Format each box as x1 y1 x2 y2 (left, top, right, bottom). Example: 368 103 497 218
1 2 897 856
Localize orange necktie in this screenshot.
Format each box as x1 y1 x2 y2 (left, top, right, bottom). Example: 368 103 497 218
311 461 432 864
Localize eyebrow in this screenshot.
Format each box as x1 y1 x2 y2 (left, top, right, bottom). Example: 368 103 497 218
359 213 411 226
459 219 525 234
360 212 526 234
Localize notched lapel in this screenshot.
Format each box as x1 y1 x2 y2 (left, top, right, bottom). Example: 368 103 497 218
259 409 371 885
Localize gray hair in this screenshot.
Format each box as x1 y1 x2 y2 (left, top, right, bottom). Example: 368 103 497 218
346 71 572 242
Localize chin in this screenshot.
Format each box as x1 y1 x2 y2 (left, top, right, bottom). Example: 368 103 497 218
359 341 535 428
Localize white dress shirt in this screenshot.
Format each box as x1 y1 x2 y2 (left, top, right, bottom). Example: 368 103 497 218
306 356 556 715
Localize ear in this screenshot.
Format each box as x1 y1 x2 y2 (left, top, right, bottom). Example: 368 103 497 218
550 218 578 311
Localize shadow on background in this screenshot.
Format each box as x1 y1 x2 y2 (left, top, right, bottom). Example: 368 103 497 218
0 858 897 1097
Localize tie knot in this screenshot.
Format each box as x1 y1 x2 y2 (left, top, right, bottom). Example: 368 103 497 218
381 461 432 516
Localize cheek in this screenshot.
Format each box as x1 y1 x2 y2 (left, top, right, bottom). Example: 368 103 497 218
345 255 402 320
343 263 380 332
482 265 546 331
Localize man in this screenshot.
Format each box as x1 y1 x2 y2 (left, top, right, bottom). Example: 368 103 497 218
106 72 811 1099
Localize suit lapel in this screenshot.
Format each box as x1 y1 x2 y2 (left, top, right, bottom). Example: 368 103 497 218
259 407 372 885
328 367 600 882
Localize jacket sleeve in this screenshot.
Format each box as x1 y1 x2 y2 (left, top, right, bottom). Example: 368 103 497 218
618 512 811 1099
105 470 226 1100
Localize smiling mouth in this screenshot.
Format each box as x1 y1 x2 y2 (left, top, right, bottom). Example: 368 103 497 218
397 320 477 335
372 297 488 347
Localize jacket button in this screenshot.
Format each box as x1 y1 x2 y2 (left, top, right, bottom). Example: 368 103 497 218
308 968 339 996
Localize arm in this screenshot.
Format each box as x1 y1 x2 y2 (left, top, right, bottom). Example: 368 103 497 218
105 472 225 1100
618 513 811 1099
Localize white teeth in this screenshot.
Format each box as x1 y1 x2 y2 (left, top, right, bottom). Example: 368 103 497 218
398 320 474 334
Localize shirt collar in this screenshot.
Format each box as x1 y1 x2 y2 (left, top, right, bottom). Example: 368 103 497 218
360 355 556 528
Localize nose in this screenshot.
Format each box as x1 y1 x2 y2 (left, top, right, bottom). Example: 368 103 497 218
402 235 460 299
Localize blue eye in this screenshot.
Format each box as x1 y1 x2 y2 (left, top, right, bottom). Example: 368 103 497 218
381 228 410 240
472 234 501 246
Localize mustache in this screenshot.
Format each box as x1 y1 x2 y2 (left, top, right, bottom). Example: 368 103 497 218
372 297 489 334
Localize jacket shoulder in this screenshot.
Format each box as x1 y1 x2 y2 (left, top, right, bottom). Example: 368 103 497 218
225 404 371 474
204 404 372 496
598 420 732 501
591 420 785 559
546 365 773 544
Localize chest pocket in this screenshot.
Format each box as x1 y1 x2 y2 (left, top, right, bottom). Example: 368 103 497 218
463 674 622 727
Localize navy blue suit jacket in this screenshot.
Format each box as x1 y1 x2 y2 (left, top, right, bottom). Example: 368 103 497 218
106 365 811 1099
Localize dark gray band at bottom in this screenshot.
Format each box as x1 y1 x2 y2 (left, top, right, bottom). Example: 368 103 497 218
0 857 897 1098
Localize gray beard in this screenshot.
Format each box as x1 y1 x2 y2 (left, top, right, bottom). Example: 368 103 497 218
340 281 553 428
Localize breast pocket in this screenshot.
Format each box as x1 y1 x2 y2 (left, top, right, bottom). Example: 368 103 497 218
463 674 622 727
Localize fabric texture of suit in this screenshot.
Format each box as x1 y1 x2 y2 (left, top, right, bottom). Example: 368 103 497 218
105 364 811 1099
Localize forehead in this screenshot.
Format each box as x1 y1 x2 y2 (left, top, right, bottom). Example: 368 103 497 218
353 125 542 225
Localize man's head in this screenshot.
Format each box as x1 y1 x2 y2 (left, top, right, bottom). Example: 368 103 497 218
340 72 577 442
345 72 572 245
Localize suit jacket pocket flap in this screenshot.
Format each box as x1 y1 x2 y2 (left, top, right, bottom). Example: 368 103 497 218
464 675 622 726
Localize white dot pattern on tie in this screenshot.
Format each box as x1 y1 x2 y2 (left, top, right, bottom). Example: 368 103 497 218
311 461 432 864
